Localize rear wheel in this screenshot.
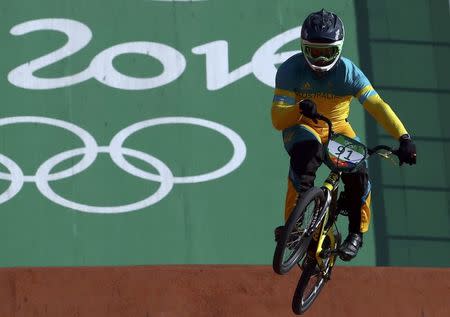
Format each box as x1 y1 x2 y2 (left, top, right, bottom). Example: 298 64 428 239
291 259 326 314
272 187 324 275
291 232 340 314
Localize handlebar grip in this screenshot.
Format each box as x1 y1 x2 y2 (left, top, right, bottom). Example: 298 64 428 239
368 145 399 157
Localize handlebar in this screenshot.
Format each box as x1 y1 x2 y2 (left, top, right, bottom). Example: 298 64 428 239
313 114 399 159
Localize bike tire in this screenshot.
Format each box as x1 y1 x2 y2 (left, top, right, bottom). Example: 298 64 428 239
291 259 327 315
291 232 340 315
272 187 325 275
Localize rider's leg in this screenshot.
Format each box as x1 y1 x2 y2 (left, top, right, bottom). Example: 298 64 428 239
284 140 323 219
275 125 323 242
283 125 323 220
331 123 369 261
339 164 371 261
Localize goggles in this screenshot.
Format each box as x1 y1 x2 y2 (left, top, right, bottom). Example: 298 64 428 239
302 40 343 67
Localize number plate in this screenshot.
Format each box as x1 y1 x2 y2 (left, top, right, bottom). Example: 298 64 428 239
326 134 367 170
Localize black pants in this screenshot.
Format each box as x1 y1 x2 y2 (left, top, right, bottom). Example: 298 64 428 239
289 140 370 233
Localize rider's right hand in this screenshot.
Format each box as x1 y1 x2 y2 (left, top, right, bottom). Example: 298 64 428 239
299 99 318 123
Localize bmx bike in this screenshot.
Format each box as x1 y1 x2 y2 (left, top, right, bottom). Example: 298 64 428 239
272 114 399 314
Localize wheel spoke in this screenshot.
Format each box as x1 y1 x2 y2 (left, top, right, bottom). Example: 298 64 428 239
293 250 338 313
281 201 318 266
301 275 324 305
273 188 325 275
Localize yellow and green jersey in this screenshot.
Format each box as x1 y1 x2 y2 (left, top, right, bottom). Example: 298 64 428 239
272 53 407 140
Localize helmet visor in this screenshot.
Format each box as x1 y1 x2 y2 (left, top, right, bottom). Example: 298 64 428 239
302 42 342 67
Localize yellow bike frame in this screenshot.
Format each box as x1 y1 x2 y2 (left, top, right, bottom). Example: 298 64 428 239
312 171 341 273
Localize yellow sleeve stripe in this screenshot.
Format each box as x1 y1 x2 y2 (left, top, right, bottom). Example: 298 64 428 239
271 100 292 107
355 85 373 99
356 85 377 104
274 88 296 98
273 88 296 105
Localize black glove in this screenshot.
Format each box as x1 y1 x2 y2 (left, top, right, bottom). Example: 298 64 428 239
299 99 318 123
398 134 417 166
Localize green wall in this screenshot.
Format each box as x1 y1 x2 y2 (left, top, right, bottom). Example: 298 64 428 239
0 0 446 267
357 0 450 266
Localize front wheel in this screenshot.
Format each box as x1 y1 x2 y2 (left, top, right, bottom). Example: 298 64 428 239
272 187 325 275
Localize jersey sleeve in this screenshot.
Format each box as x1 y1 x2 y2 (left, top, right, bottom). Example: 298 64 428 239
351 64 408 139
271 62 301 131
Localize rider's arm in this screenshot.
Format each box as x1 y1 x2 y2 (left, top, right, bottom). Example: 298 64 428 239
271 62 301 131
356 85 408 139
271 89 300 130
350 61 408 139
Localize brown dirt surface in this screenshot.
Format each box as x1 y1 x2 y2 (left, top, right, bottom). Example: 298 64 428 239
0 265 448 317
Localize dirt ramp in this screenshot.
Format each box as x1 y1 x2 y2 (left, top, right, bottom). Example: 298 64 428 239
0 266 448 316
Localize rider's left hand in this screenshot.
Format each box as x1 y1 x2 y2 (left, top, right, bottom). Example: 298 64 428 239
398 134 417 166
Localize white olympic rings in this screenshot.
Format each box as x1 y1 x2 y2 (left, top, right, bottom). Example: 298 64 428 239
0 116 246 213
